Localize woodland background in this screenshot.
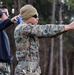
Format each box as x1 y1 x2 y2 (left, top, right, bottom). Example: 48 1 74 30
1 0 74 75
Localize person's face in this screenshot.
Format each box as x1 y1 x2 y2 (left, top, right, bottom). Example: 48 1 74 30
32 14 39 25
25 14 39 25
2 8 9 20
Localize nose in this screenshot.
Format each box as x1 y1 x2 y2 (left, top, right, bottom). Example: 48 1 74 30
36 17 39 20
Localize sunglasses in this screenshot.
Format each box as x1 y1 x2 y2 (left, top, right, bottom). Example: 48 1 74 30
3 12 9 16
32 14 38 18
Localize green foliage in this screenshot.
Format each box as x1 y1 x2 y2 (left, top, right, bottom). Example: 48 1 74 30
66 0 74 7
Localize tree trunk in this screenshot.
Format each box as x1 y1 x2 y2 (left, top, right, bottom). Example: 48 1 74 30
59 35 63 75
27 0 33 4
56 51 59 75
66 56 69 75
58 0 63 75
48 0 56 75
14 0 21 15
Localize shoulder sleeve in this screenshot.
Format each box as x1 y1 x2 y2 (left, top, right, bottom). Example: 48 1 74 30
0 18 13 31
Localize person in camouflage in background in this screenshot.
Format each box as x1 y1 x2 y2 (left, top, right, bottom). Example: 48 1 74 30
14 4 74 75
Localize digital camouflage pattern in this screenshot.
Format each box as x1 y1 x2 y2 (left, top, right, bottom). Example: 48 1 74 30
0 63 10 75
14 23 65 75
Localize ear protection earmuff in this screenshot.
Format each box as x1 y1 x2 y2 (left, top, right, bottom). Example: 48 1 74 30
0 10 3 18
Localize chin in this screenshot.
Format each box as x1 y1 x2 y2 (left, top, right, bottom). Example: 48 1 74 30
34 23 37 25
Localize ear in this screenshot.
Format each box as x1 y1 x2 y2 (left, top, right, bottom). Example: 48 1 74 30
0 10 3 18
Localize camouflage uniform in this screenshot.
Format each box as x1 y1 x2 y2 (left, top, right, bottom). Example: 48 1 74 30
0 63 10 75
14 23 65 75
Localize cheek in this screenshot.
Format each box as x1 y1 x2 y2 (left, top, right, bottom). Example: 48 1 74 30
34 19 37 22
32 18 36 22
31 18 38 24
34 19 38 24
34 18 38 22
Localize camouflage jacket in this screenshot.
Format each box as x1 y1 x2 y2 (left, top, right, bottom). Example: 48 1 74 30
14 22 65 67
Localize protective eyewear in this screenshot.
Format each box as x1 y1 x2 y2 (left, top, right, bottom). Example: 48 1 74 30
32 14 38 18
3 12 9 16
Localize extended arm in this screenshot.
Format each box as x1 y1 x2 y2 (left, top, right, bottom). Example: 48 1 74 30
16 21 74 38
19 24 65 37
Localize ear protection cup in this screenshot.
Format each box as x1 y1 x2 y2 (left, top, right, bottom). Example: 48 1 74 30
0 10 3 18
